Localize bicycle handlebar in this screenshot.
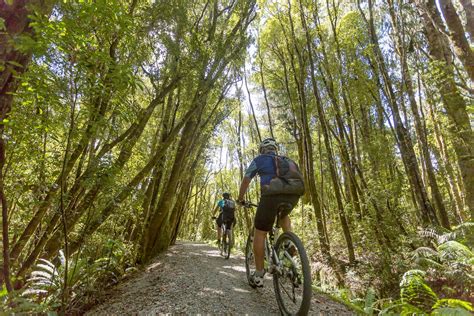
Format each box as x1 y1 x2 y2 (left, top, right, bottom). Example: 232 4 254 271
239 201 258 208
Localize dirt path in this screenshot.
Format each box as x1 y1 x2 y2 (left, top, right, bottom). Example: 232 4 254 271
86 242 354 315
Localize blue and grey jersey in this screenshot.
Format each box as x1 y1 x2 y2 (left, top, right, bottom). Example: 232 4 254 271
244 153 277 186
217 199 225 213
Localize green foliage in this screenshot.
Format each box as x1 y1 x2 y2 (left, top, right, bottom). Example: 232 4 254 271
432 299 473 312
23 250 84 308
376 225 474 315
400 270 438 312
3 0 473 312
363 288 376 315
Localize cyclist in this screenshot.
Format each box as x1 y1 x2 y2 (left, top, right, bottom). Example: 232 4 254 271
212 192 236 246
237 138 302 288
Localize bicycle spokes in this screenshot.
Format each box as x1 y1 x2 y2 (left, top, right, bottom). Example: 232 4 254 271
273 233 312 315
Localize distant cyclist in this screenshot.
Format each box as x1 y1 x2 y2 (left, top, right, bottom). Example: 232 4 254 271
237 138 304 287
212 192 236 246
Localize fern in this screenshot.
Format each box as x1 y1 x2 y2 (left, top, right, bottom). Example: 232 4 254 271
419 228 440 240
432 299 473 311
400 270 438 312
437 241 473 264
312 261 339 291
413 247 439 258
418 222 474 245
431 307 473 316
382 224 474 314
363 287 376 315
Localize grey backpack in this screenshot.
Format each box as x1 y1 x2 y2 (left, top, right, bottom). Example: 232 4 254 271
261 155 305 196
222 199 236 219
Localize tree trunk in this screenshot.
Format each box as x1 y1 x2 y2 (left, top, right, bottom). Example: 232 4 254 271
359 0 439 226
388 0 450 228
296 0 355 263
416 0 474 219
435 0 474 82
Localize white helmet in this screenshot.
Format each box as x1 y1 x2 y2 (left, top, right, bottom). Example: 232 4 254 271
259 138 278 154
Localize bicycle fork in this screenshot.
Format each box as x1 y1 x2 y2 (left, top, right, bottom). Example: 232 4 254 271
265 227 282 275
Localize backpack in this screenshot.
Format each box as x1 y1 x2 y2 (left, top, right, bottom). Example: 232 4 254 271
261 155 305 196
222 199 236 220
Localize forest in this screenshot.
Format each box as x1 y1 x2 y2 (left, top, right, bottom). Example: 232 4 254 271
0 0 473 314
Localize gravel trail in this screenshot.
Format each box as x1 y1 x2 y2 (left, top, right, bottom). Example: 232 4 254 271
86 242 354 315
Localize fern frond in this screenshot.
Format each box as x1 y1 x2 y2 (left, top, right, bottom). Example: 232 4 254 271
418 228 440 240
412 247 438 258
37 259 55 270
431 307 473 315
29 270 56 280
438 241 473 264
438 232 458 244
399 303 426 315
400 269 426 286
22 289 49 296
433 299 473 311
452 222 474 231
400 270 437 312
34 263 56 275
379 302 404 315
414 257 443 269
58 249 66 267
311 261 338 289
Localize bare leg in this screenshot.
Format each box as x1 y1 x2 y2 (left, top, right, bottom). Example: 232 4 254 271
253 228 267 271
279 215 292 233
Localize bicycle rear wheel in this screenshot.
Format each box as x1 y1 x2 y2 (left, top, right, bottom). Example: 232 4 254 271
273 232 312 315
244 231 257 287
224 229 232 259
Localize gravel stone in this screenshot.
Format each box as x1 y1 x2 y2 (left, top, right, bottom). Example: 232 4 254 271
86 242 354 315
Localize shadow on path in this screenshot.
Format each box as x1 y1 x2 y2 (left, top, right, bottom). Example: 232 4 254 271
86 241 354 315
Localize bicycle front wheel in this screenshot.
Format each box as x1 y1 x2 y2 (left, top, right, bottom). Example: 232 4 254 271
273 232 312 315
244 231 256 287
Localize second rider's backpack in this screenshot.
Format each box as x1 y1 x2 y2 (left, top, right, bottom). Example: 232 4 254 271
261 155 305 196
222 199 236 220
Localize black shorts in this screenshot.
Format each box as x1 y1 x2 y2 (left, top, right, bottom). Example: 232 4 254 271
254 194 300 231
216 213 235 229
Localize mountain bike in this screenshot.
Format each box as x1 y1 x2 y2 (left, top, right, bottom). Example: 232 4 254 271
242 201 312 315
212 215 233 259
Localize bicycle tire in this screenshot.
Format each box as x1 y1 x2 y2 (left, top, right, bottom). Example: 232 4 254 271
225 229 232 259
222 225 227 257
273 232 312 315
244 231 256 288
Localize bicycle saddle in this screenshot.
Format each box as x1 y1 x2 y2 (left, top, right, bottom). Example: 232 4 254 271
277 202 293 213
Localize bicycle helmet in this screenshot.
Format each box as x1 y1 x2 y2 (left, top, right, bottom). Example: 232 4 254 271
259 137 278 154
222 192 230 199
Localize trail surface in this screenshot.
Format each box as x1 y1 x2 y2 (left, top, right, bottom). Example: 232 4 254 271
86 242 354 315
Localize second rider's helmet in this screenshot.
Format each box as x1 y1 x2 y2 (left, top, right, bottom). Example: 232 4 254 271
259 138 278 154
223 192 230 199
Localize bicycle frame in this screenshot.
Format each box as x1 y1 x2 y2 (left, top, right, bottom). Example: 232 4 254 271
264 216 282 274
243 201 312 315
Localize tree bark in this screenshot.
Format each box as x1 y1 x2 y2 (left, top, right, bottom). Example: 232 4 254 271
295 0 355 263
359 0 439 226
388 0 450 228
435 0 474 82
416 0 474 219
0 0 55 287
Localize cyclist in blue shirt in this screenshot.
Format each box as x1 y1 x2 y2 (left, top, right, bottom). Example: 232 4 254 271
237 138 300 287
212 192 235 246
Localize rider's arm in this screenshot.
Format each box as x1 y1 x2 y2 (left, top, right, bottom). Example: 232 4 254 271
238 159 258 202
238 176 252 201
213 200 224 215
212 205 219 216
